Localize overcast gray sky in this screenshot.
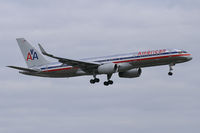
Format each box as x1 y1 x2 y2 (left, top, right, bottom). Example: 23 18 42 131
0 0 200 133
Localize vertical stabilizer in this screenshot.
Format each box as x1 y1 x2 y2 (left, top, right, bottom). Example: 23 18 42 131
16 38 49 68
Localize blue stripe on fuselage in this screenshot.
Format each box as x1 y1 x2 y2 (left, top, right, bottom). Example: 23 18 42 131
40 51 179 71
94 51 178 63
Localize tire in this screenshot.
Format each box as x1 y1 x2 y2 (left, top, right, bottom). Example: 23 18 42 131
104 82 109 86
168 72 173 76
90 79 95 84
94 78 100 83
108 80 113 85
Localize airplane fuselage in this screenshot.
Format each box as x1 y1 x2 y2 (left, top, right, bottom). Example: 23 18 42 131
8 38 193 86
20 49 192 78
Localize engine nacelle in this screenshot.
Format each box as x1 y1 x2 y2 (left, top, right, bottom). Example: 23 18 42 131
118 68 142 78
98 63 118 74
118 63 134 72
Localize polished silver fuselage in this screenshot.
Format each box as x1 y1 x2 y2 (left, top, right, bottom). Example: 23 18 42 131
20 49 192 78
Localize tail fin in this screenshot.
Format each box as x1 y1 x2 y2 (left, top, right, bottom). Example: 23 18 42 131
16 38 49 68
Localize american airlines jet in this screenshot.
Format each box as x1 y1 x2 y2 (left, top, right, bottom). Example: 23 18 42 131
8 38 192 86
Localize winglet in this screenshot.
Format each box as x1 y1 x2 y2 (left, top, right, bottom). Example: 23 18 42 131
38 43 54 57
38 43 47 55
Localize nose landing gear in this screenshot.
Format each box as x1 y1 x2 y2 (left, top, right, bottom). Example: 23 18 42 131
168 72 173 76
168 63 175 76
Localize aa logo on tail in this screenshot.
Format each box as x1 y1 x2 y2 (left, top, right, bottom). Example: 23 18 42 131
26 49 38 61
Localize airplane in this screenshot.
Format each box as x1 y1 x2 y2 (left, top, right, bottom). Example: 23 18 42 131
7 38 192 86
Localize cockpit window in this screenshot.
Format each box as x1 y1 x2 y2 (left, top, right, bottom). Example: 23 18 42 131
179 51 187 54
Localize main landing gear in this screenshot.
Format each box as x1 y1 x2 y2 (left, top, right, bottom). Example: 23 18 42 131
90 78 100 84
168 63 175 76
90 74 114 86
104 74 113 86
90 74 100 84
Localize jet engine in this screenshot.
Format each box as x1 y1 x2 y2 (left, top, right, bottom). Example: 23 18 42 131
118 68 142 78
118 63 134 72
98 63 118 74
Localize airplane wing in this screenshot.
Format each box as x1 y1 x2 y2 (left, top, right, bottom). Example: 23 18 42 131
7 66 39 72
38 44 100 70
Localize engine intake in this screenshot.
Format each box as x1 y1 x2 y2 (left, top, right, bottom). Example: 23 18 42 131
119 68 142 78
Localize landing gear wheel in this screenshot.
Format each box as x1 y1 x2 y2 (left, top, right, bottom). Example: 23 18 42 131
168 63 175 76
90 79 95 84
168 72 173 76
103 80 113 86
90 78 100 84
94 78 100 83
104 81 109 86
108 80 113 85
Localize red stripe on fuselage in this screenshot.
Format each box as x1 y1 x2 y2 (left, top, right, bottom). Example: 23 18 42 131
43 67 78 72
42 54 191 72
113 53 191 63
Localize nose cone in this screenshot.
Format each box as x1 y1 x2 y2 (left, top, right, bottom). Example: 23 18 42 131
187 56 193 61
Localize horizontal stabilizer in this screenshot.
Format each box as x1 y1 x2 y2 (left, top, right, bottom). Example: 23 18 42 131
7 66 39 72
